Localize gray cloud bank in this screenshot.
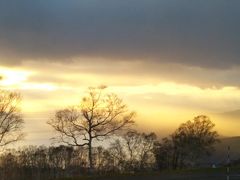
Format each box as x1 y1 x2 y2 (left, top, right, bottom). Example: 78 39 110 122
0 0 240 69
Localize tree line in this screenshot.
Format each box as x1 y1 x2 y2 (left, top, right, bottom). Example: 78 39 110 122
0 86 220 179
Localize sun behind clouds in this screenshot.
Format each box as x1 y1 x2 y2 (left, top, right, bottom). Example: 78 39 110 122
0 67 30 86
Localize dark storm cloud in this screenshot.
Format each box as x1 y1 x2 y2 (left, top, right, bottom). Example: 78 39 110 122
0 0 240 68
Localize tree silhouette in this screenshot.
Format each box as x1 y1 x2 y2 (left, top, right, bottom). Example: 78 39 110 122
0 90 24 147
155 115 219 169
48 86 135 172
124 131 157 171
108 131 157 172
173 115 219 166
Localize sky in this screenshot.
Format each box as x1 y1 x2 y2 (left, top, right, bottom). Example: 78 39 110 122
0 0 240 146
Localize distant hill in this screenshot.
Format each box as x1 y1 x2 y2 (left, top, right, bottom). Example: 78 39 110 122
203 136 240 165
219 109 240 119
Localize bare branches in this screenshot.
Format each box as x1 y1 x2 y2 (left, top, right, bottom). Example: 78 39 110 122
0 90 24 147
48 87 135 146
48 86 135 171
48 107 89 147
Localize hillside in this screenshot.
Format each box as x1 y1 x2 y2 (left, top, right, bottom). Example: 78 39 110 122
203 136 240 165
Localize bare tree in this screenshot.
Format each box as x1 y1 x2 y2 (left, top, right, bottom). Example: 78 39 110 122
108 131 157 172
0 90 24 147
123 131 157 171
154 137 174 170
48 86 135 172
109 139 127 172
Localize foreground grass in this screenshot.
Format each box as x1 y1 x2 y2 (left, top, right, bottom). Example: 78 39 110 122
57 167 240 180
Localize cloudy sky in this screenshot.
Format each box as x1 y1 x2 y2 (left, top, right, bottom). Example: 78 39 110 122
1 0 240 145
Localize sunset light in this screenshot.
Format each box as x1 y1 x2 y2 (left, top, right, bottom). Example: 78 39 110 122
0 67 30 86
0 1 240 179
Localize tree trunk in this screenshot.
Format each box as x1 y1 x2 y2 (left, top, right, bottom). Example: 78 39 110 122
88 139 94 174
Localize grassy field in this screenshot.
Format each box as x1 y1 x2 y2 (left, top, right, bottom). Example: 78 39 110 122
57 167 240 180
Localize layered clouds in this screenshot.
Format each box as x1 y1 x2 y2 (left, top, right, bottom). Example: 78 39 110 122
1 0 240 86
0 0 240 69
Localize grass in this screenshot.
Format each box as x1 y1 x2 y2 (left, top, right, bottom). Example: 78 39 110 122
56 167 240 180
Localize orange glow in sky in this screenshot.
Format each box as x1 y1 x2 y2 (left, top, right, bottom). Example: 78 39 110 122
1 62 240 146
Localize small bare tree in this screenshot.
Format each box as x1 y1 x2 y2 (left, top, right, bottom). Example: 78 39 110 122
122 131 157 171
48 86 135 172
0 90 24 147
